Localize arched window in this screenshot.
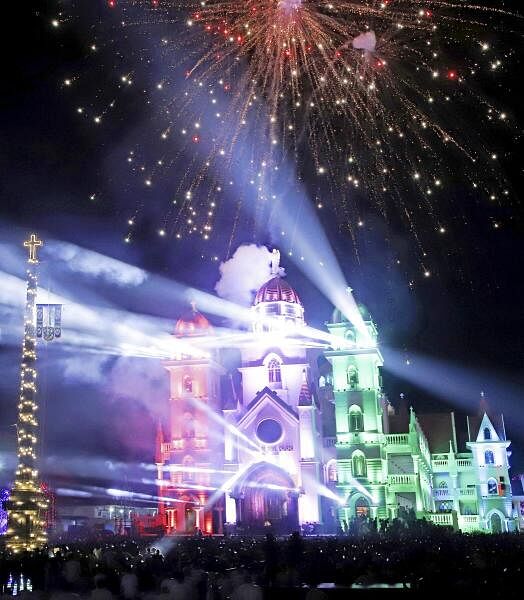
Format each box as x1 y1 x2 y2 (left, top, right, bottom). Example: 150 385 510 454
182 456 194 482
484 427 491 440
268 358 282 384
347 365 359 389
344 330 355 343
326 460 338 483
485 449 495 465
349 405 363 432
487 478 498 495
183 374 193 393
182 413 195 439
438 480 448 489
352 451 367 478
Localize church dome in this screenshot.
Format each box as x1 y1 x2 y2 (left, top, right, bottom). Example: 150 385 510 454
251 249 305 332
254 276 302 306
175 308 211 337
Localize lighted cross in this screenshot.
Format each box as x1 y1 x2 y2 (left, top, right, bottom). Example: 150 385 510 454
24 233 43 263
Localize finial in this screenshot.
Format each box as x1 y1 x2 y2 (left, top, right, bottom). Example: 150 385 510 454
270 248 281 275
399 392 405 400
480 390 485 398
24 233 43 263
190 299 197 313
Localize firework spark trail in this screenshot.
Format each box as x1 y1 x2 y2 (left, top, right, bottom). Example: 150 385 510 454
61 0 520 270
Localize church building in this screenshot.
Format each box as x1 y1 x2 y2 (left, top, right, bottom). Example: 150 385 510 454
150 253 516 535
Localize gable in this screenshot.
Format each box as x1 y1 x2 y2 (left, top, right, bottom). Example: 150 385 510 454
237 386 299 431
475 413 501 443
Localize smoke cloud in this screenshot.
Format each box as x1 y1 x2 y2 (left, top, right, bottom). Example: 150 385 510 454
48 241 148 287
352 30 377 53
214 244 284 306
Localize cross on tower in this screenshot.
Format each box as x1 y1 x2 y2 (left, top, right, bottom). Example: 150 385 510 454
24 233 43 263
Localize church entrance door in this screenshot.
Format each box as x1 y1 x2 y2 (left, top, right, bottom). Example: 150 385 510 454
236 464 298 534
355 497 370 518
184 505 197 533
489 512 503 533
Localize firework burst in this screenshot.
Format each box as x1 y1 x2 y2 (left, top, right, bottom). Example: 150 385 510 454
59 0 519 268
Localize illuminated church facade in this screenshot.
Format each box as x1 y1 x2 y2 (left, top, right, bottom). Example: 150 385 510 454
151 256 515 535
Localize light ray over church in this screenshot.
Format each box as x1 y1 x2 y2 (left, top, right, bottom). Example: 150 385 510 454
134 252 515 536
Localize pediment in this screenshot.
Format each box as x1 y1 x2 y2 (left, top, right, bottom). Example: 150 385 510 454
237 386 298 431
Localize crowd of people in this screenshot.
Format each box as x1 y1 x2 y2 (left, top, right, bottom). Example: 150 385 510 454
1 524 524 599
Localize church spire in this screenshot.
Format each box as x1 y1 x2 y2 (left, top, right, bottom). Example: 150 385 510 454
298 369 313 406
478 390 490 416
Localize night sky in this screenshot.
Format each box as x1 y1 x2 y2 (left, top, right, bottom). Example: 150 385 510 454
1 0 523 498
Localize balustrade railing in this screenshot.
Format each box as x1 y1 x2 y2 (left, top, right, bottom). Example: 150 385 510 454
388 473 416 486
426 513 454 526
385 434 410 446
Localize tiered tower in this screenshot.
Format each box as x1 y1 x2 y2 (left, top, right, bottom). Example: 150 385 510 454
6 234 48 552
323 304 386 524
156 306 223 534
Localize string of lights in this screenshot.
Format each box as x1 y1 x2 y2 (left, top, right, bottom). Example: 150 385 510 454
6 234 48 553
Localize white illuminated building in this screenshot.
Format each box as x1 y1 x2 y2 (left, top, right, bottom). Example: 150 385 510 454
150 251 517 535
225 251 322 528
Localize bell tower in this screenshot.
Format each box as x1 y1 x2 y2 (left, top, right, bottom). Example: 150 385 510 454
157 307 223 534
323 301 387 523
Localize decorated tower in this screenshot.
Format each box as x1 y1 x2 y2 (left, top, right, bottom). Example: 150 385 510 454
157 306 223 534
323 298 386 524
467 394 513 532
6 234 48 552
226 250 323 529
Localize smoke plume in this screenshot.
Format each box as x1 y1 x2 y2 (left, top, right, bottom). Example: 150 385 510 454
215 244 284 306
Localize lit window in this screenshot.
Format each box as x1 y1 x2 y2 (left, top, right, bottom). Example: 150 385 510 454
268 358 282 384
352 451 367 478
349 405 363 432
182 456 194 481
347 365 359 389
182 413 195 438
327 460 338 483
485 450 495 465
183 374 193 393
487 478 498 495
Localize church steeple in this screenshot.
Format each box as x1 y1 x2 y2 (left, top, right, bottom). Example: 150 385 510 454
298 370 313 406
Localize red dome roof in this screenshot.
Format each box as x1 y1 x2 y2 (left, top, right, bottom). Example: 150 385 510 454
175 310 212 337
254 276 302 306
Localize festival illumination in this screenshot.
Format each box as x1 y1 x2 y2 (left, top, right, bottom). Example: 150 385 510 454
57 0 517 264
6 235 48 552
